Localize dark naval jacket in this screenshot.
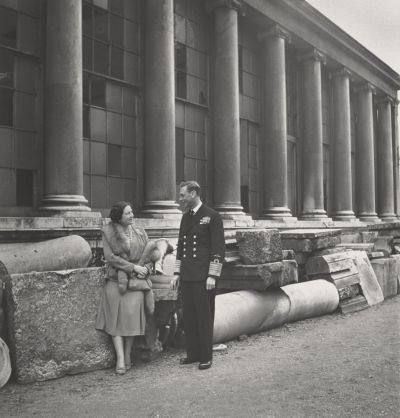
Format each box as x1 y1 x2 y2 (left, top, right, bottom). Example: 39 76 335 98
175 204 225 282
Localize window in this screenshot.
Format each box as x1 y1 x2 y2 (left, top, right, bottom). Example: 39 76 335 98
16 169 34 206
0 7 17 48
108 144 121 176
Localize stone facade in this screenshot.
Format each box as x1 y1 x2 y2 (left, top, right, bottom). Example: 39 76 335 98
0 0 398 223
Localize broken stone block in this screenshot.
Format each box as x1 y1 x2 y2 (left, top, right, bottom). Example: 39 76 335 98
280 229 341 253
370 257 398 298
282 249 296 260
236 230 283 264
373 236 393 256
351 251 383 306
4 268 114 383
220 262 288 290
282 260 298 285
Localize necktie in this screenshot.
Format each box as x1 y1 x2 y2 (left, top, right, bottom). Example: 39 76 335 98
189 209 194 216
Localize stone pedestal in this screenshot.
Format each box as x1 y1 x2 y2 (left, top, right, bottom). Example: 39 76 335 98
299 50 327 220
332 68 355 220
142 0 180 217
260 26 292 219
41 0 89 212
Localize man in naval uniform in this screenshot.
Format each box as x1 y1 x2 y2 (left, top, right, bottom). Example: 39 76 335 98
171 181 225 370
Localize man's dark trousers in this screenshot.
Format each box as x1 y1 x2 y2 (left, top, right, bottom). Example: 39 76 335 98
181 281 216 363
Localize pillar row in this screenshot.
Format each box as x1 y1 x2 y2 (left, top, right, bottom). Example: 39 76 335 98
331 68 355 220
41 0 89 211
299 49 327 219
142 0 180 217
208 0 247 218
377 97 397 221
260 25 293 219
355 82 380 222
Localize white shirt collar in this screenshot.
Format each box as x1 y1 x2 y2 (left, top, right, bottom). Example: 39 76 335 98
192 201 202 214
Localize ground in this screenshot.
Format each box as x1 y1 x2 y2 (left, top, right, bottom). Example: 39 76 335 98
1 296 399 418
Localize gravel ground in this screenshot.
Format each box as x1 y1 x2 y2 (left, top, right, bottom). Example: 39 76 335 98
1 296 399 418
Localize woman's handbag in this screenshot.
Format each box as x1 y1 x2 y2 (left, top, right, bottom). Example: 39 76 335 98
127 276 152 291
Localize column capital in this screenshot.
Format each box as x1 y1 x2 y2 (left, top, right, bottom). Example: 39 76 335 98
298 48 326 65
330 66 352 80
206 0 244 14
354 81 376 95
258 24 291 43
377 95 395 107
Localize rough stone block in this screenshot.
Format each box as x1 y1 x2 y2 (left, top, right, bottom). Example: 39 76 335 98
4 268 114 383
282 260 298 285
282 249 296 260
370 258 398 298
372 236 393 256
236 230 283 264
220 262 288 290
280 229 340 253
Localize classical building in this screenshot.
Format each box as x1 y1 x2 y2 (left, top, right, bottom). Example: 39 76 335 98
0 0 399 232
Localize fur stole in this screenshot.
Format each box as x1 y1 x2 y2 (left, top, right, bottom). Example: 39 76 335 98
102 222 131 257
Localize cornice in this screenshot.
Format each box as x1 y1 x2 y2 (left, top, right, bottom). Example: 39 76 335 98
244 0 400 98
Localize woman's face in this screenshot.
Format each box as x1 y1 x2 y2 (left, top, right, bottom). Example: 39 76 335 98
120 205 134 226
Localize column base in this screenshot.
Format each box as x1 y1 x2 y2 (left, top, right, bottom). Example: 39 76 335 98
358 212 381 223
261 206 293 219
332 210 356 221
40 194 91 212
299 209 328 220
141 200 182 219
213 204 252 220
379 213 399 222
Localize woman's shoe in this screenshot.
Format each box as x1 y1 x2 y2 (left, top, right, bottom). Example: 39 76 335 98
125 362 132 371
115 366 126 375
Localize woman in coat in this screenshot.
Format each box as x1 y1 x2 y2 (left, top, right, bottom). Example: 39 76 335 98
96 201 152 375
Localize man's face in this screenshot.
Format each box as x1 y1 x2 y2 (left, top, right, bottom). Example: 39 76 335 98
179 186 195 212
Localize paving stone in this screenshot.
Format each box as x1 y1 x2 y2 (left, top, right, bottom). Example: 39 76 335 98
236 230 283 264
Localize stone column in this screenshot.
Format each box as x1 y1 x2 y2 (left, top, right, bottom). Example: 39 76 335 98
260 26 292 219
377 97 397 221
331 68 355 220
394 100 400 218
299 50 327 219
208 0 246 218
41 0 89 211
355 83 379 222
142 0 180 217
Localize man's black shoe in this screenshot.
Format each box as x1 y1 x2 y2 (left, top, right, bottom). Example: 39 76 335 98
198 361 212 370
179 358 198 365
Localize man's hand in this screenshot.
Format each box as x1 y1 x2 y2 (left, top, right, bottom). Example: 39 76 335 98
206 277 216 290
170 275 180 290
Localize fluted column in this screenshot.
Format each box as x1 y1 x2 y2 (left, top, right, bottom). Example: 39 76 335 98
142 0 180 216
260 25 292 219
41 0 89 211
300 50 327 219
331 68 355 220
377 97 397 221
355 83 380 222
208 0 246 217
